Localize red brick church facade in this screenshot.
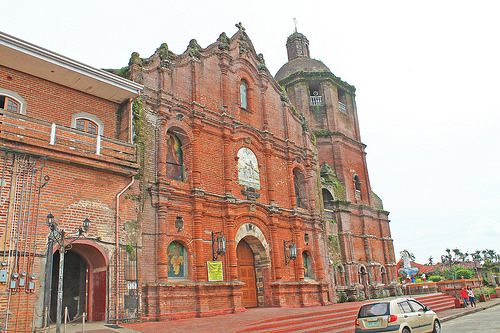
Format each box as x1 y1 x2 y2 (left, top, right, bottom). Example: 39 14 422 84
128 24 397 319
0 24 398 328
129 24 329 320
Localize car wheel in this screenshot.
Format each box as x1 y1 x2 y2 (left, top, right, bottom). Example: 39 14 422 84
402 328 410 333
432 320 441 333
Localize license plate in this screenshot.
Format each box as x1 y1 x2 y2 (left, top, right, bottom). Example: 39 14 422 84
367 320 380 327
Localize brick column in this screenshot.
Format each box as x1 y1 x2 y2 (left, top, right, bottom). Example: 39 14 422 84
222 129 232 194
193 207 205 282
304 157 317 211
287 156 296 207
263 145 275 203
294 226 305 281
157 206 169 280
226 216 238 281
191 123 201 188
270 216 281 280
312 225 326 280
158 118 167 181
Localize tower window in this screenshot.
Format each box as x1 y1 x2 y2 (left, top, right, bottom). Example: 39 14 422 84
309 83 322 106
338 89 348 113
322 189 334 208
354 175 362 191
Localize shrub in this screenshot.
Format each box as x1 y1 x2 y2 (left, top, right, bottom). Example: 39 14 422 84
455 269 473 279
429 275 442 282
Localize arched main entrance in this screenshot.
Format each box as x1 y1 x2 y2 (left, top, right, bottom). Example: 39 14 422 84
235 222 271 307
236 239 258 308
50 242 108 322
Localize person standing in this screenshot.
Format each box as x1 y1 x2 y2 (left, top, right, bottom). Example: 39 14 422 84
468 286 476 307
460 287 469 308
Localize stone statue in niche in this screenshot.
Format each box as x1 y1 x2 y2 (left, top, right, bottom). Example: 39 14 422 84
167 241 185 278
237 147 260 190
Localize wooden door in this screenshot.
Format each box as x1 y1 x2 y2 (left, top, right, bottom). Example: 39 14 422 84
236 240 258 308
92 271 106 321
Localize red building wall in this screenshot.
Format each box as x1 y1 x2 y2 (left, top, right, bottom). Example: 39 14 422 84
0 37 140 330
129 27 329 320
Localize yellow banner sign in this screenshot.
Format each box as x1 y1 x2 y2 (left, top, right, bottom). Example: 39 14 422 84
207 261 223 281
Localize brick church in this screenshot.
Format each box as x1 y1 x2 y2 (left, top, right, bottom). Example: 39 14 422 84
0 23 397 329
128 23 397 320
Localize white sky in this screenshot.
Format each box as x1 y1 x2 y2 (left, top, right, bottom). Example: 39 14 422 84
2 0 499 264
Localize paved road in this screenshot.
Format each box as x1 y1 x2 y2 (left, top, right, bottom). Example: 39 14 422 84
441 305 500 332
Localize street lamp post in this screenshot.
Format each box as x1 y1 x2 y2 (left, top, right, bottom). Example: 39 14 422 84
46 213 90 333
441 248 458 300
471 254 483 295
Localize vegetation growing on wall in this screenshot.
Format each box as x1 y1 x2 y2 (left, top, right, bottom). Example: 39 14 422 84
280 70 356 94
320 163 346 200
327 234 342 268
116 66 131 79
132 98 145 144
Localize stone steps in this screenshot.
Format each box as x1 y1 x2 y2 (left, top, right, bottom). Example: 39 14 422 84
234 292 455 333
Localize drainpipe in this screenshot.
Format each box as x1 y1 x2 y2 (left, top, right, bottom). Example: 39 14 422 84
115 177 134 320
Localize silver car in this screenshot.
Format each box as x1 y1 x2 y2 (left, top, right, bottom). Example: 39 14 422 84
355 297 441 333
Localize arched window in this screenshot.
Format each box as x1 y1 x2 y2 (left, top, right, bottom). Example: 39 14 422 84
293 168 306 208
240 80 248 109
0 95 20 113
167 241 187 279
353 174 362 201
322 189 334 208
75 118 98 134
166 132 184 181
381 266 388 285
354 175 362 191
359 265 368 286
336 264 346 286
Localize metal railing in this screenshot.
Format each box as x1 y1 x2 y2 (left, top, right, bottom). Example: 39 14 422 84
338 101 347 113
0 109 136 164
310 96 323 106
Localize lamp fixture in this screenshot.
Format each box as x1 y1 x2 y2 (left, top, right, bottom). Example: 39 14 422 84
45 213 90 333
212 231 226 261
284 240 297 265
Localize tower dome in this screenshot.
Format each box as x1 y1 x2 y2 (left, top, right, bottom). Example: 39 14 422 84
275 32 331 82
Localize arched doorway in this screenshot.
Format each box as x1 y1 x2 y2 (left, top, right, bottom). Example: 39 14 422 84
50 251 87 322
50 242 107 322
236 239 258 308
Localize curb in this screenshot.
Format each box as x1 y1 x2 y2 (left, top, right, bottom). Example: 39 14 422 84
440 301 500 323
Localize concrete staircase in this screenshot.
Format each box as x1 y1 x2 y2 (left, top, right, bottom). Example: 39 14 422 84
415 293 457 312
234 293 456 333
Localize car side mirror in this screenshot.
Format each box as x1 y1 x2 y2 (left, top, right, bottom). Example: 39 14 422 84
424 306 431 312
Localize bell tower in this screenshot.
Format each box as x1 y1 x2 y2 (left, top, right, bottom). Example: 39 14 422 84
275 31 397 300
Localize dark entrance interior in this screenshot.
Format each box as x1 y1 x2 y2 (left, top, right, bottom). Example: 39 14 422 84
50 251 87 322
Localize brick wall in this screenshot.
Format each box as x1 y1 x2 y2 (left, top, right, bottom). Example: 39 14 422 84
0 62 138 329
129 28 328 318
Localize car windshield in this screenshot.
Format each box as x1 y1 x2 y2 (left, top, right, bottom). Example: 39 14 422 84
358 303 390 318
